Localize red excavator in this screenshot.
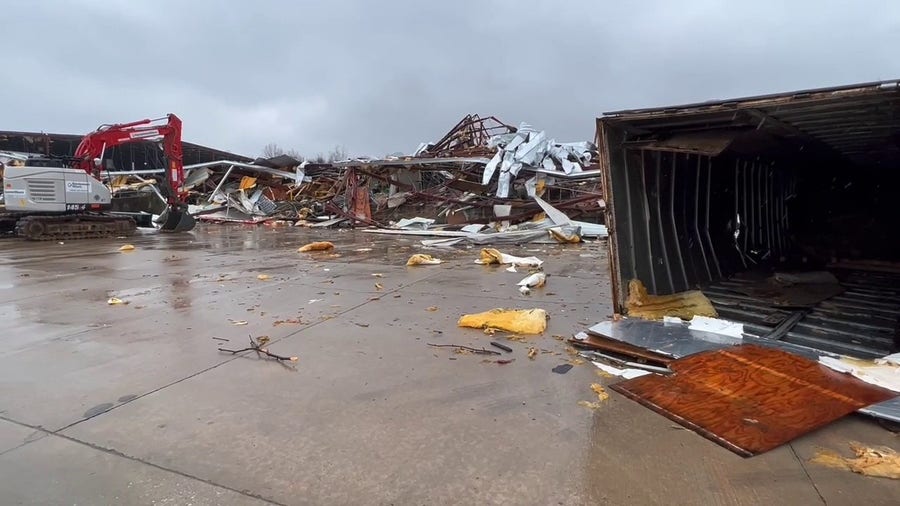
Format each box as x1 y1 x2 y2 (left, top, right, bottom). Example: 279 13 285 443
1 114 195 240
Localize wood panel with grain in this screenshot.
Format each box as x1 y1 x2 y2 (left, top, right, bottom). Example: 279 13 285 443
610 345 897 457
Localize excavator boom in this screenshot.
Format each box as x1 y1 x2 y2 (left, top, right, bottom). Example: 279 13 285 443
73 114 193 232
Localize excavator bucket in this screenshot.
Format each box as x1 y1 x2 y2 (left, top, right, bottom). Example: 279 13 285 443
156 205 196 233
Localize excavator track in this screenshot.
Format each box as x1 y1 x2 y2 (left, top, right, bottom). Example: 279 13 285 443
14 214 136 241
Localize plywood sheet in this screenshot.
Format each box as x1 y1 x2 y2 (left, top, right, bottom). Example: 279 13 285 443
610 345 897 457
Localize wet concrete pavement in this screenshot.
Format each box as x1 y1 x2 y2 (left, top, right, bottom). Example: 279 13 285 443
0 224 898 505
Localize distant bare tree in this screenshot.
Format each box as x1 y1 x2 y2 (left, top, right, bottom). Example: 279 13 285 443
262 143 284 158
262 143 305 162
328 145 348 162
285 149 305 162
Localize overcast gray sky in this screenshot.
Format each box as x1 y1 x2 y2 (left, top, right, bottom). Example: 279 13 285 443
4 0 899 158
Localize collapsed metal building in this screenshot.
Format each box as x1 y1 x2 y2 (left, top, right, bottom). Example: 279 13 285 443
597 79 900 359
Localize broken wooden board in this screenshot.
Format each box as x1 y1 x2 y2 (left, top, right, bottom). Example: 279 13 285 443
610 345 897 457
569 334 673 366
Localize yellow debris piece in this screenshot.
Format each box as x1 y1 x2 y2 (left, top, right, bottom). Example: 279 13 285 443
590 383 610 402
625 279 717 320
118 244 135 252
239 176 257 190
298 241 335 252
548 228 581 243
107 297 128 305
257 274 271 281
406 254 442 266
811 442 900 480
457 308 547 335
478 248 504 265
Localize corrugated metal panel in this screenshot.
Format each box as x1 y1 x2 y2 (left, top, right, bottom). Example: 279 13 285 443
602 79 900 168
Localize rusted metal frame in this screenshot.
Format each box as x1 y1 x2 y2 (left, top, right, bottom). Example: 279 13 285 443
422 114 514 158
410 179 601 213
323 201 380 227
354 166 416 191
540 183 604 197
597 121 628 314
671 153 689 290
353 165 490 210
427 116 473 154
693 154 712 282
654 153 675 292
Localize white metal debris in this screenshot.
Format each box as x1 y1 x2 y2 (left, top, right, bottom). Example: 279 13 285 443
819 354 900 392
591 361 652 380
517 272 547 295
484 123 599 197
688 316 745 339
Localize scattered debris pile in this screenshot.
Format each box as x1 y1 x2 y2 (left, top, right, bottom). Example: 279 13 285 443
4 114 604 238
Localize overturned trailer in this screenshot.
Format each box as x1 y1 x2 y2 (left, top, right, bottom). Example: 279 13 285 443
597 80 900 360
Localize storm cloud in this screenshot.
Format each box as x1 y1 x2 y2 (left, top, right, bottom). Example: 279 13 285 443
3 0 899 158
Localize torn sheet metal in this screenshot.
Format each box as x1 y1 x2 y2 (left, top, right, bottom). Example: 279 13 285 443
182 167 212 190
365 226 559 245
819 354 900 392
127 160 304 182
588 319 741 358
611 345 897 457
393 217 435 230
688 316 744 339
535 195 608 237
196 209 273 224
591 361 653 379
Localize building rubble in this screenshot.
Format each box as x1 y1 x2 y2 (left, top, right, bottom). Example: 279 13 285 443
98 114 607 241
